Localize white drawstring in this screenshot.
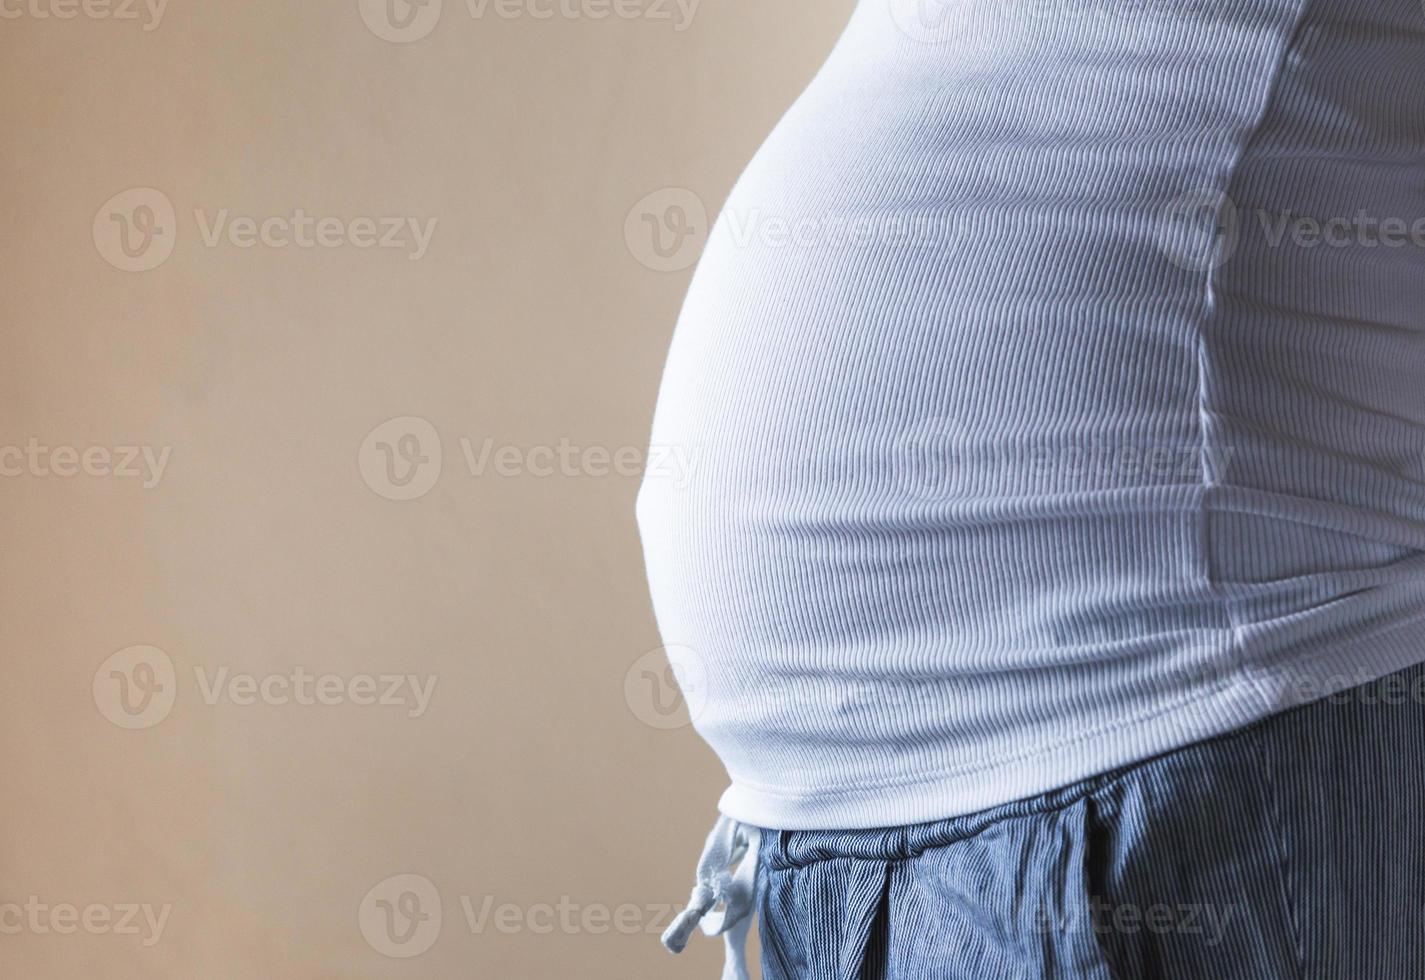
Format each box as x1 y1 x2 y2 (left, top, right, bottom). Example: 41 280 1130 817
662 814 762 980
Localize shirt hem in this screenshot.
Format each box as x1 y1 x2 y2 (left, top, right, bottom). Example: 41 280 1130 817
717 635 1425 831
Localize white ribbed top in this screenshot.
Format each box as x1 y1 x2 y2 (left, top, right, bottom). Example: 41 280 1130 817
637 0 1425 829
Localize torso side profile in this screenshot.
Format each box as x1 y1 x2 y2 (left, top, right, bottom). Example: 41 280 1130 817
640 0 1425 830
645 1 1425 975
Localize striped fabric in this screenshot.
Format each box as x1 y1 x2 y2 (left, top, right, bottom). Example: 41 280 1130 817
636 0 1425 829
757 661 1425 978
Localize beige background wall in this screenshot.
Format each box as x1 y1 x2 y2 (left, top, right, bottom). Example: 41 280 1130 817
0 1 854 976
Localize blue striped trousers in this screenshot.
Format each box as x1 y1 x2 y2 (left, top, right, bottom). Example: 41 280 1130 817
757 661 1425 979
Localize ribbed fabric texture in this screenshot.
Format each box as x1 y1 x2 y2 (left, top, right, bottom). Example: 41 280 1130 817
756 662 1425 978
636 0 1425 829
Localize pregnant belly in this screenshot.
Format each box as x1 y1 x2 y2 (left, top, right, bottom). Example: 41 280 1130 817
633 0 1425 828
636 178 1217 675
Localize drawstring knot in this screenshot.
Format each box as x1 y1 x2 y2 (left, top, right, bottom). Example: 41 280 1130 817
662 881 717 953
661 814 762 980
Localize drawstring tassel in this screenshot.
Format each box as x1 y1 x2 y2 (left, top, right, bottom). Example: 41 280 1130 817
661 814 762 980
662 881 718 953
